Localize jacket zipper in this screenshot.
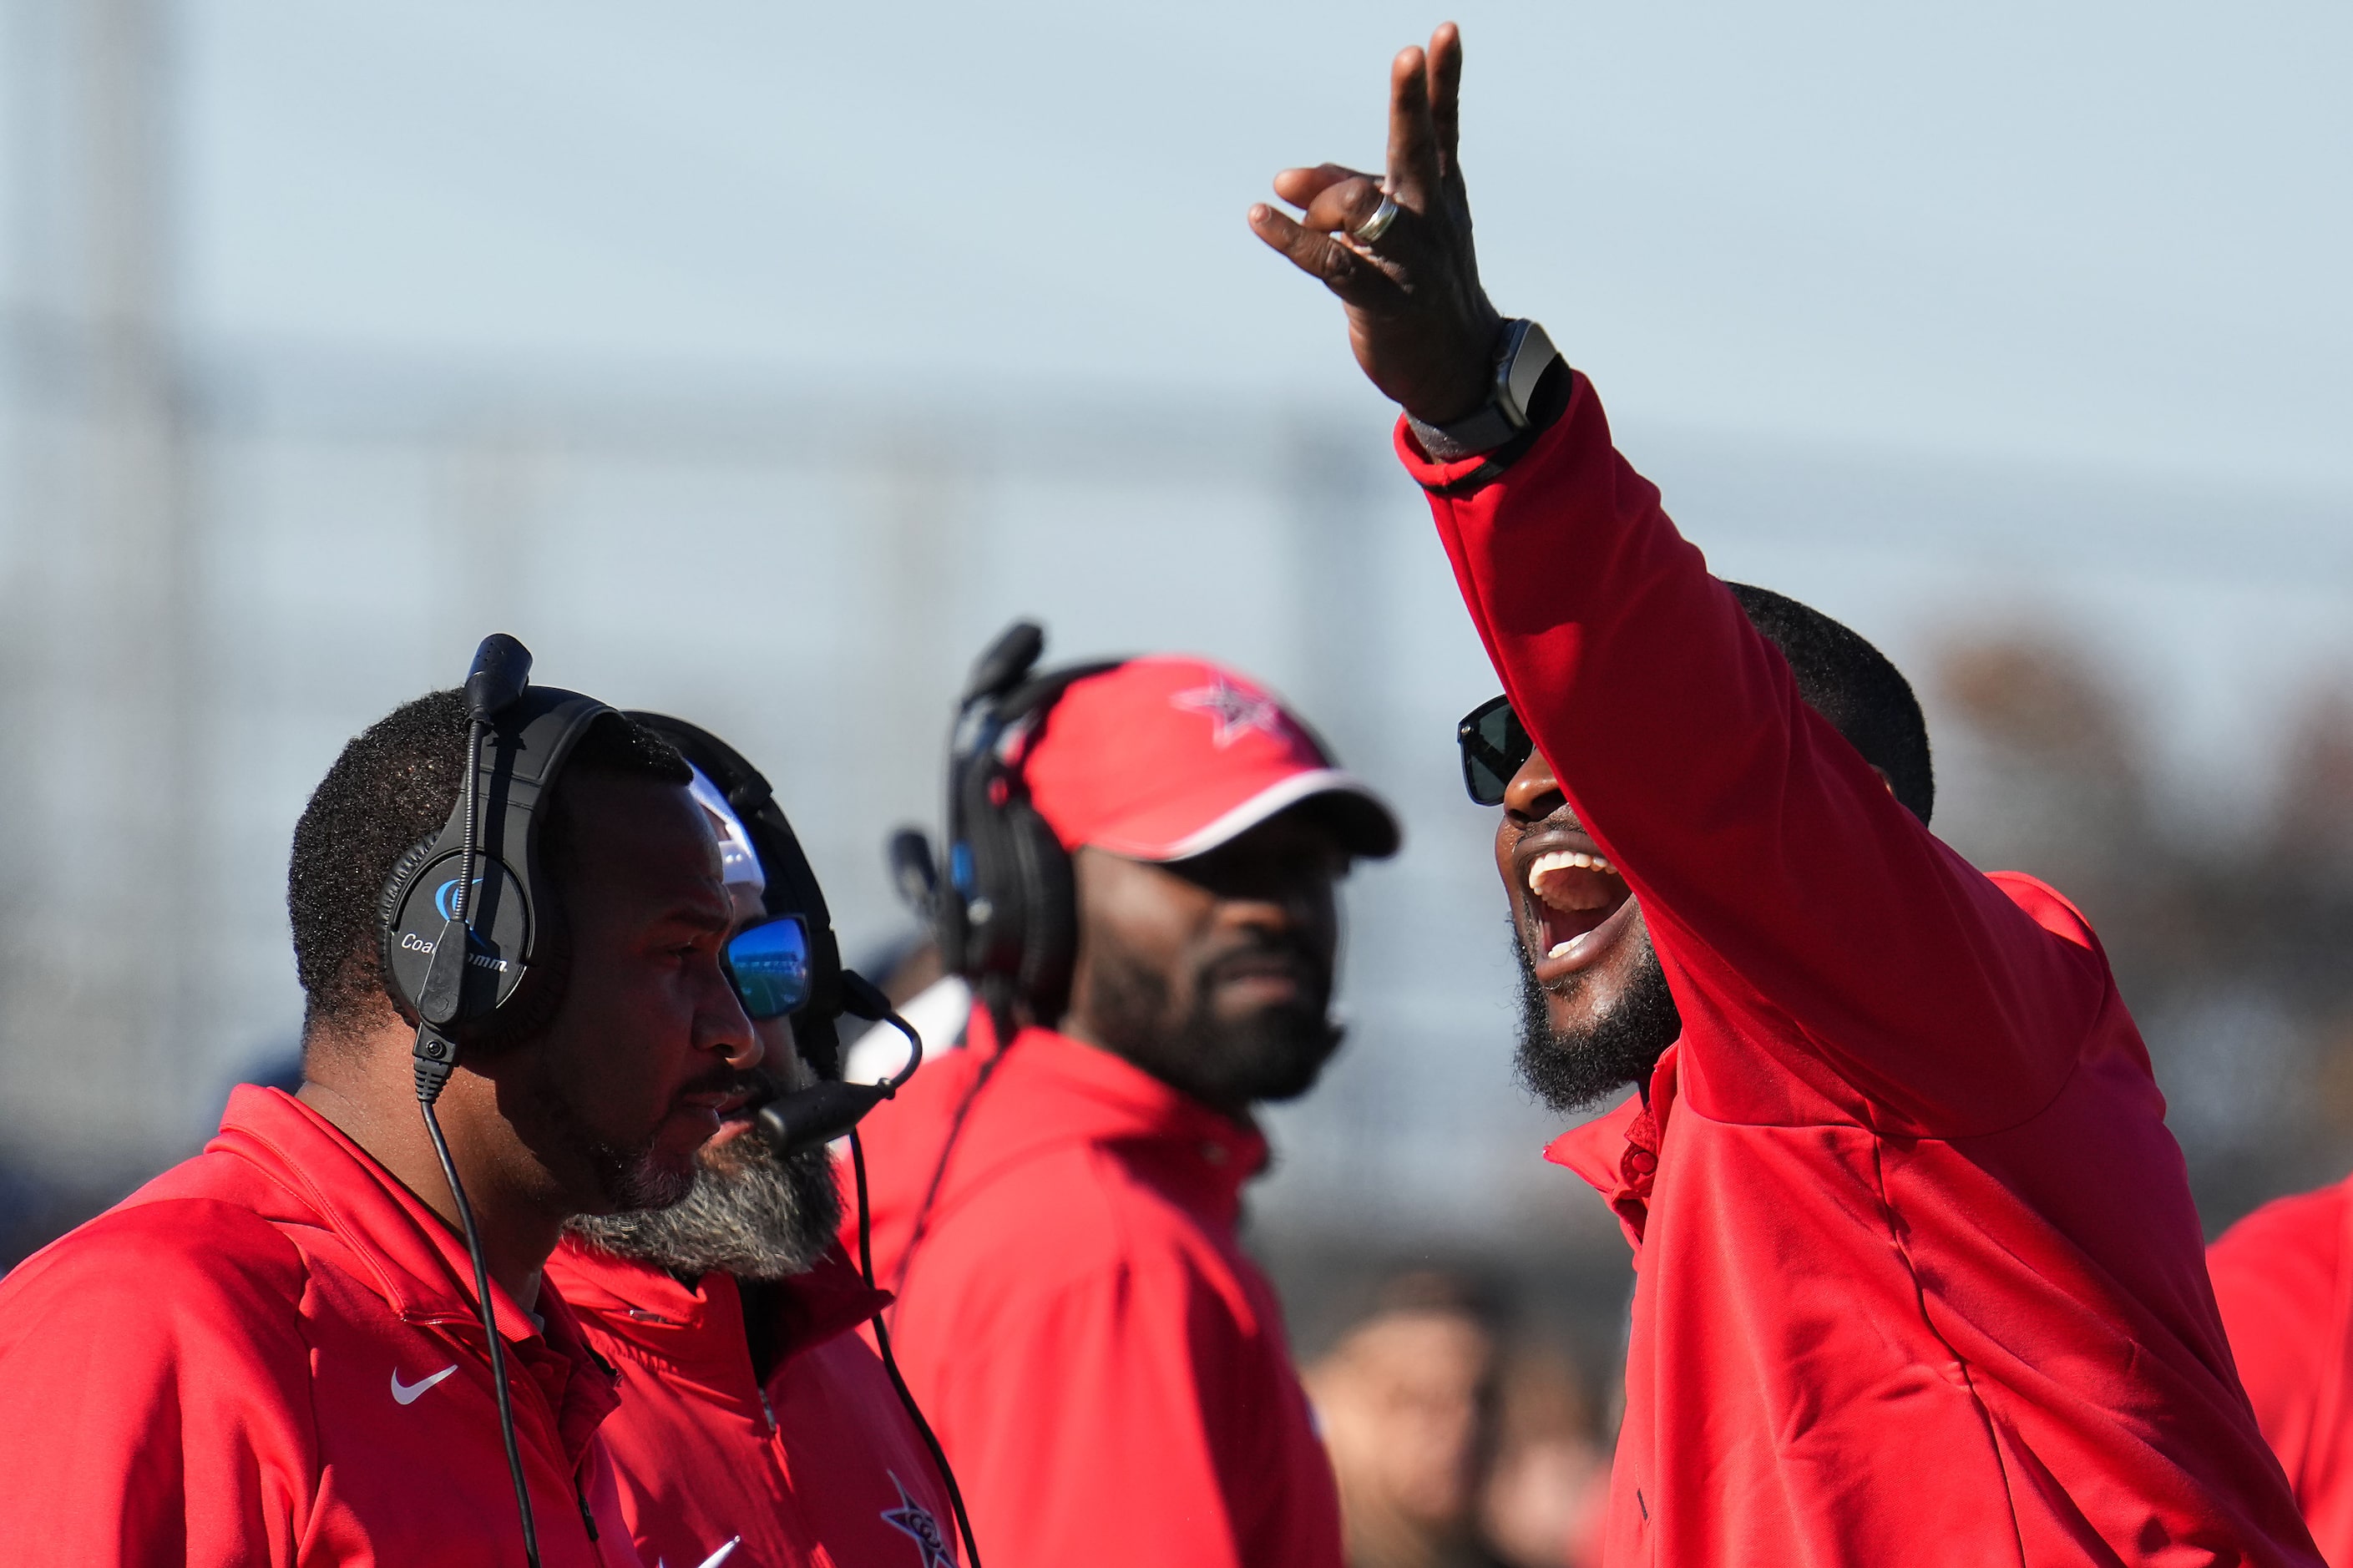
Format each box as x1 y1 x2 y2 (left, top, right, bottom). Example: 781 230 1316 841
575 1473 599 1541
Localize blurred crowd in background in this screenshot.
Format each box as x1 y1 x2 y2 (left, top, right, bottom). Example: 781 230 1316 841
1 6 2347 1567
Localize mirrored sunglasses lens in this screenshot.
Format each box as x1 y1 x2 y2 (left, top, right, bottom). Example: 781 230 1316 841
726 918 810 1019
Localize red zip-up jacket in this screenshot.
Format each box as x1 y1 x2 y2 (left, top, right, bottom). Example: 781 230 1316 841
0 1085 642 1568
846 1021 1344 1568
1403 372 2320 1565
545 1238 961 1568
2208 1179 2353 1563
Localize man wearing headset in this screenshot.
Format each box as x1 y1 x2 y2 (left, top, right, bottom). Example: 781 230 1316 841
853 650 1400 1568
551 722 962 1568
0 682 755 1566
1250 25 2320 1565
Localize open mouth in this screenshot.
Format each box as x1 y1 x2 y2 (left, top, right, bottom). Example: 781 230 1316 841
1524 848 1633 976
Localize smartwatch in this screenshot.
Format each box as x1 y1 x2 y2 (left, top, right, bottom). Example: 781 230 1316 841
1408 319 1561 461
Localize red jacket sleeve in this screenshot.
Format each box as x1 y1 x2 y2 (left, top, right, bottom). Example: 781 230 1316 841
2207 1187 2347 1499
925 1252 1340 1568
1404 376 2103 1132
0 1202 319 1568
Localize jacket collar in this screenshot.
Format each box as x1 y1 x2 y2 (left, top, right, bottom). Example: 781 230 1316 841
960 1021 1269 1227
1543 1042 1681 1248
199 1086 620 1457
548 1240 892 1378
210 1086 555 1338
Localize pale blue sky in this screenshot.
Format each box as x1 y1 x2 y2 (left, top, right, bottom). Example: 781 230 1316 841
165 0 2351 491
3 0 2347 1186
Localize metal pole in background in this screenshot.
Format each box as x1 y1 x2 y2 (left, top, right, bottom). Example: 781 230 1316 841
0 0 201 1179
852 428 963 940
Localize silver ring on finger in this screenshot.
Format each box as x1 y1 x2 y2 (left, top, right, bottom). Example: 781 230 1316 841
1350 193 1400 246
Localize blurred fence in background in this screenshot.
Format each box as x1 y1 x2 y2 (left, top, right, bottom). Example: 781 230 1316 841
4 0 2353 1383
8 318 2353 1295
0 322 1575 1244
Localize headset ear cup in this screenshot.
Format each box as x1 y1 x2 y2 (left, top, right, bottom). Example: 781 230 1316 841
956 756 1025 987
477 959 567 1050
376 832 570 1050
377 834 441 1023
938 652 1122 1029
1008 802 1078 1027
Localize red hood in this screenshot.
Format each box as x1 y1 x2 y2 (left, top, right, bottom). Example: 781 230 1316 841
852 1017 1270 1291
918 1016 1264 1211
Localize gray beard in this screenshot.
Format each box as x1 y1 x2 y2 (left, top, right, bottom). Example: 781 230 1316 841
566 1127 843 1282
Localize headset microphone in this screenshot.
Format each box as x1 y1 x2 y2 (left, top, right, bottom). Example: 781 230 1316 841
888 827 941 922
465 630 534 717
754 969 920 1157
414 635 530 1039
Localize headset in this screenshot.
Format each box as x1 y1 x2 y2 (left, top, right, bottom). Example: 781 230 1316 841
918 620 1124 1045
621 712 917 1155
380 645 972 1568
626 716 847 1067
627 711 984 1568
882 622 1124 1311
378 633 619 1568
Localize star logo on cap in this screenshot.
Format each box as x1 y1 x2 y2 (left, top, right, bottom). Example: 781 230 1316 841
1171 675 1286 749
880 1472 955 1568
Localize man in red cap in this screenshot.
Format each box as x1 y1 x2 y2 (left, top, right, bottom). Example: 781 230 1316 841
852 649 1399 1568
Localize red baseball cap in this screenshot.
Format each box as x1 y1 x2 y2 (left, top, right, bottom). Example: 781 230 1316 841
1014 656 1400 862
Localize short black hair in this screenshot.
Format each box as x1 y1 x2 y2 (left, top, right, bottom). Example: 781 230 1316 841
1728 583 1934 825
288 687 691 1044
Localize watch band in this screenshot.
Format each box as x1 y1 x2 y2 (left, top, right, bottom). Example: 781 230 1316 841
1408 320 1561 461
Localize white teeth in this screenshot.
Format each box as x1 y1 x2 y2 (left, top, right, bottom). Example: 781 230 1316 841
1548 941 1575 959
1525 848 1620 890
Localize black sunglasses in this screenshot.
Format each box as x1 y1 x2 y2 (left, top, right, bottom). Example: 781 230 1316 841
720 913 813 1019
1457 695 1533 807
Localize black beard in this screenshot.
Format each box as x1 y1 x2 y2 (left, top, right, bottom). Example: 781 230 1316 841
1083 939 1343 1111
1512 921 1682 1114
522 1078 697 1215
567 1126 844 1282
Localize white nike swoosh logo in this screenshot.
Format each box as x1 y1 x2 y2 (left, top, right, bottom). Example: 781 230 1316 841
390 1364 459 1405
696 1539 741 1568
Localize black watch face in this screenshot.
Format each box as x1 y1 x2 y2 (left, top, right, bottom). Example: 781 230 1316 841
386 852 533 1017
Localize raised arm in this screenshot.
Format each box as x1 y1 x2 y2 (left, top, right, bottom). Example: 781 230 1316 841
1251 27 2102 1130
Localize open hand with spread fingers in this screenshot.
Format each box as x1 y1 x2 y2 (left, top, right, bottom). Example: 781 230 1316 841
1250 23 1507 428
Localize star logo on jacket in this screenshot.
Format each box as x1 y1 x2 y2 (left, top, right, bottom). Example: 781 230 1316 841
881 1472 954 1568
1171 675 1286 749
